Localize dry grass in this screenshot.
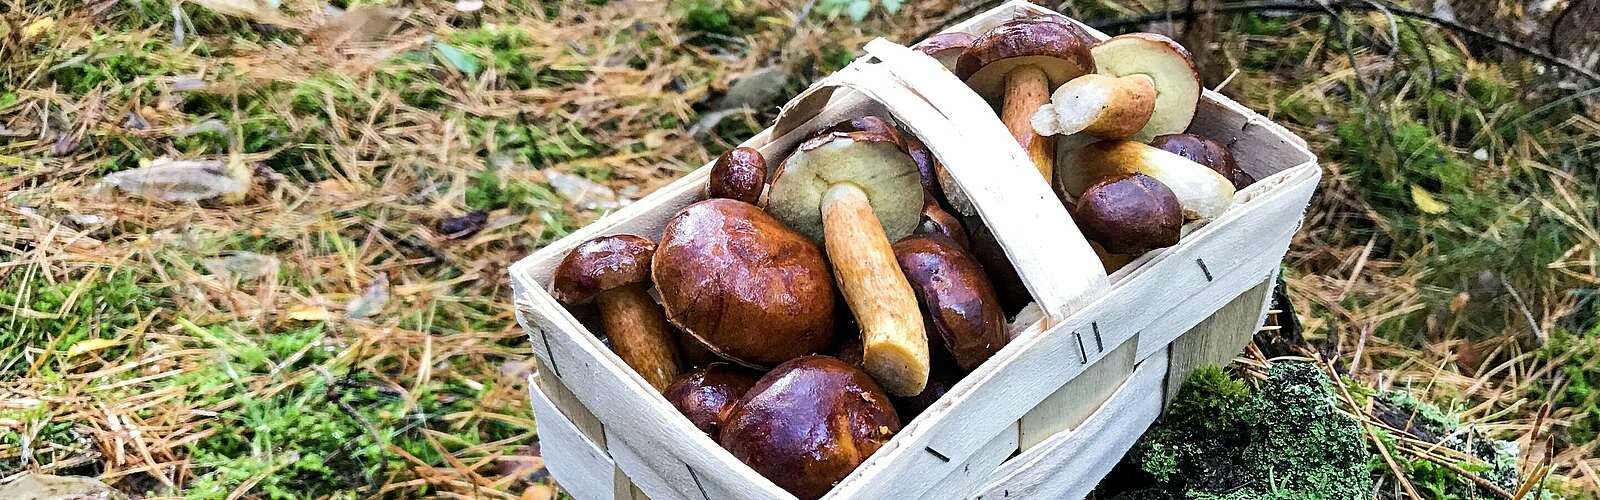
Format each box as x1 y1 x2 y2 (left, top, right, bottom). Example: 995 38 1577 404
1 0 1596 497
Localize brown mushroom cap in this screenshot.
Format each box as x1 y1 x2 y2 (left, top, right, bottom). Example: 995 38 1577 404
893 233 1008 372
720 356 900 500
1074 173 1182 255
955 17 1096 103
550 234 656 304
913 32 976 69
709 147 767 204
765 129 924 244
1149 133 1250 190
664 362 761 437
652 199 837 367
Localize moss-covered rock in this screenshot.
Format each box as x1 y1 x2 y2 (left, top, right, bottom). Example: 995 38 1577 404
1097 362 1375 500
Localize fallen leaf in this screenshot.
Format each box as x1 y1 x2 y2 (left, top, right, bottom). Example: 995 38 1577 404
434 42 480 74
67 338 119 358
547 170 621 210
202 252 280 281
346 273 390 319
312 5 409 48
100 158 250 203
0 474 128 500
286 304 332 321
22 18 56 40
454 0 484 12
187 0 296 26
439 210 488 239
1409 184 1449 214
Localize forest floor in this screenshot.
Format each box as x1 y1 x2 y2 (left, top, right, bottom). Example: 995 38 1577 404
2 0 1597 498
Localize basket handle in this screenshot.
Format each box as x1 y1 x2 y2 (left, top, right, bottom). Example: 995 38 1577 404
772 59 1107 323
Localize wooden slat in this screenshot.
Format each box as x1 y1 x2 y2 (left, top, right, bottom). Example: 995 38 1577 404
972 347 1169 500
606 428 690 500
917 422 1019 499
528 378 620 500
1017 336 1136 450
1162 278 1276 407
532 359 606 448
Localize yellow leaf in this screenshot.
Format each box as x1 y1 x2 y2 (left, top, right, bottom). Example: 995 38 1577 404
1410 185 1449 214
22 18 55 40
67 338 119 358
286 305 332 321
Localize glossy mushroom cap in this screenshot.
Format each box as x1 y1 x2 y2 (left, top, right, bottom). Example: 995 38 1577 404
1091 33 1201 141
720 356 900 500
765 128 924 243
709 147 767 204
664 363 761 437
913 32 976 70
550 234 655 304
1075 173 1182 255
894 233 1007 372
956 17 1096 103
652 199 837 367
1150 133 1251 190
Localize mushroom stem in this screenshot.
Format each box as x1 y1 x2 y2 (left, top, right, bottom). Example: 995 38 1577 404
1031 74 1157 139
821 183 930 397
1000 65 1057 181
596 283 682 391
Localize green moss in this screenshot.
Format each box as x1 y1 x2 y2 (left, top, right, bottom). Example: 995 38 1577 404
1101 363 1374 500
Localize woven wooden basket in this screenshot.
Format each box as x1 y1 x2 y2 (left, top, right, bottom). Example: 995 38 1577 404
510 2 1319 498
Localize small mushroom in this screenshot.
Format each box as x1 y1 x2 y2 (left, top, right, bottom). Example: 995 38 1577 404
1059 140 1235 221
664 363 760 437
708 147 766 204
1032 33 1202 142
894 233 1008 372
913 32 976 70
1150 133 1252 189
720 356 900 500
652 199 837 367
551 235 682 391
957 17 1096 181
765 126 930 396
916 198 970 250
1074 173 1182 255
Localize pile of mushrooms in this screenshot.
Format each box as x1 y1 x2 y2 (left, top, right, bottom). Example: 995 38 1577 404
915 17 1255 272
549 117 1013 499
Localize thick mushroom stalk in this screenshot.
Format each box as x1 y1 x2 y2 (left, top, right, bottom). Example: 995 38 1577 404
766 127 929 396
957 17 1095 182
551 235 682 391
1032 33 1202 143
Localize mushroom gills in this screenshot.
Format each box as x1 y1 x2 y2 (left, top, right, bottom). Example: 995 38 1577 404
1091 34 1202 141
764 137 923 243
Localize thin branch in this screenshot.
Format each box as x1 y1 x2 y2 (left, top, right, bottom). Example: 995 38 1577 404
1084 0 1600 83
